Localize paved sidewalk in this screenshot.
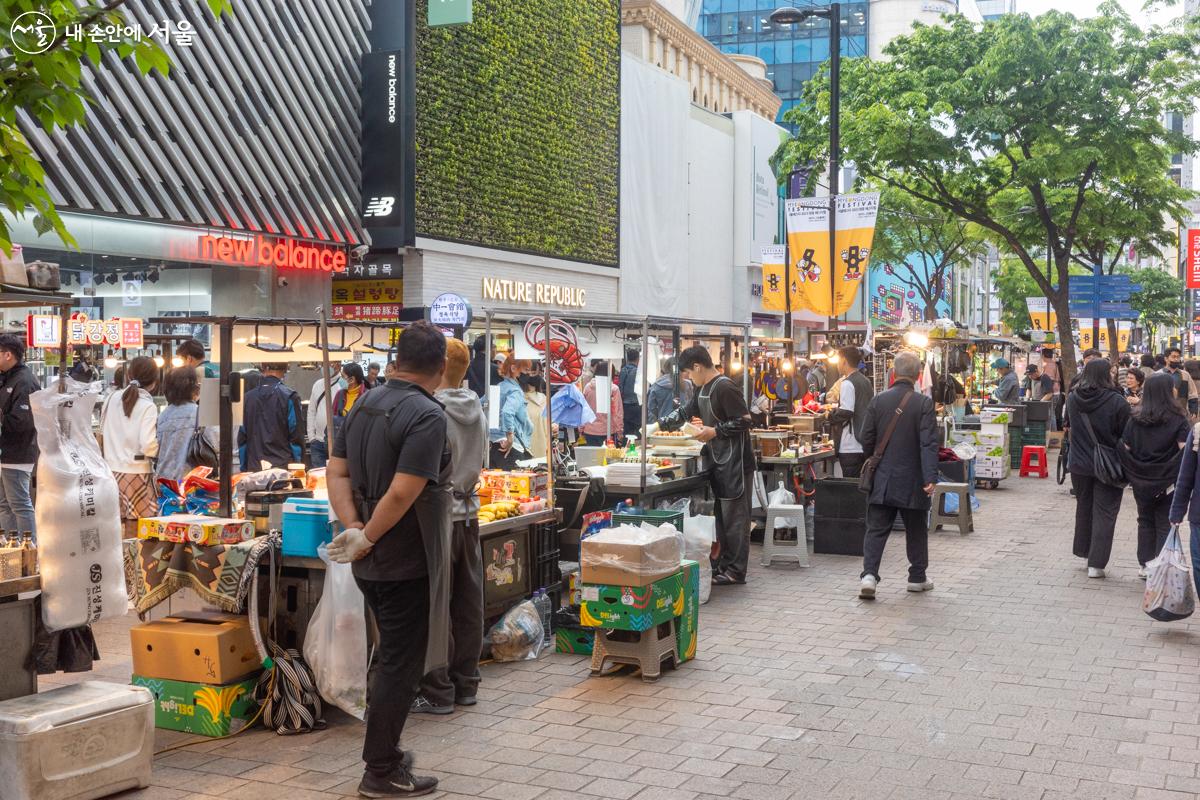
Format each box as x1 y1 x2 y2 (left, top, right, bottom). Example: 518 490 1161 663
94 473 1200 800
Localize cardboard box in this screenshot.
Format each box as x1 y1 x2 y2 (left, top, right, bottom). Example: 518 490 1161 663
132 673 258 737
0 547 23 580
505 471 549 500
130 611 261 684
581 526 681 587
976 454 1011 479
566 569 582 607
980 408 1012 424
676 560 699 665
579 568 684 630
555 626 594 655
137 515 254 546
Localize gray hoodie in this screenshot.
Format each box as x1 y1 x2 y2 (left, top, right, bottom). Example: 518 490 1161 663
436 387 488 522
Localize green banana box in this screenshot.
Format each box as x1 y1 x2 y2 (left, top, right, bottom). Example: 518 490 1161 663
555 626 595 655
676 560 699 665
580 567 686 631
132 673 259 736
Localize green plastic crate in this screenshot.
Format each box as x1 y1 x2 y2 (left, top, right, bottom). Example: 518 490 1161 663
612 509 684 533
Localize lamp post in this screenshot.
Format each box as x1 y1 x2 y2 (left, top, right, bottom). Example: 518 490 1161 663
770 1 840 333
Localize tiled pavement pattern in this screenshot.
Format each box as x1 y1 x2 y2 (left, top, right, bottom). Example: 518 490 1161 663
75 473 1200 800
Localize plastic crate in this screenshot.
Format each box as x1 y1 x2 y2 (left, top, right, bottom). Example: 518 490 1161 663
612 509 684 533
535 554 561 595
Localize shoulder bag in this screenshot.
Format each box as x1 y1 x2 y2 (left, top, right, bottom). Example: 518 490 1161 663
186 404 220 474
1078 411 1125 487
859 390 914 494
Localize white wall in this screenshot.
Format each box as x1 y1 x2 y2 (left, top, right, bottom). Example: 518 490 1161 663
687 107 736 321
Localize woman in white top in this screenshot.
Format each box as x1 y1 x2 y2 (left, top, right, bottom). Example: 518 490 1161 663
101 356 160 534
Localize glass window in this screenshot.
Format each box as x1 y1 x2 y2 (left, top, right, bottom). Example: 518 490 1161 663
739 0 759 11
793 37 812 62
843 35 867 58
739 13 757 35
702 0 722 13
772 64 792 95
721 0 738 12
740 42 758 56
811 36 829 61
722 13 738 35
776 38 791 63
758 42 775 64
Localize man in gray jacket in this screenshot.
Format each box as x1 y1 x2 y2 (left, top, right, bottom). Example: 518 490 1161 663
412 338 488 715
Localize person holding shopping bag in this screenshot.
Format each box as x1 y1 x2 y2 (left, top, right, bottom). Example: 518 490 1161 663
1120 373 1190 577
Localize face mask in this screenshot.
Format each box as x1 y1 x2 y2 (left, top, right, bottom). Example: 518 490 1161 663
1169 361 1182 369
338 377 349 391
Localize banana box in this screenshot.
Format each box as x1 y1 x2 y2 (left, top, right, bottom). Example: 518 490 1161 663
580 567 684 631
131 673 258 737
676 560 699 665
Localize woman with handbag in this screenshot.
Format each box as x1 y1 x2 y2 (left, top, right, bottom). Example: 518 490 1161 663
1119 373 1190 578
1065 358 1131 578
156 367 219 486
101 356 160 536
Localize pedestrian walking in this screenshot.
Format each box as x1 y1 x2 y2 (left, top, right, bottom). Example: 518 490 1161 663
101 356 159 536
1169 424 1200 600
306 363 339 468
365 362 382 390
156 367 217 486
326 320 451 798
619 349 642 441
581 362 623 446
1139 353 1156 380
411 338 486 716
1116 355 1132 390
489 355 533 469
856 352 938 600
1119 373 1189 577
0 334 39 536
1065 358 1130 578
1123 367 1144 407
237 363 305 471
828 346 873 479
330 362 369 452
1161 347 1196 415
651 346 753 586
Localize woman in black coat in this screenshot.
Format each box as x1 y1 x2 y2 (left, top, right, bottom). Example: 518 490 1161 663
1119 373 1190 577
1065 358 1132 578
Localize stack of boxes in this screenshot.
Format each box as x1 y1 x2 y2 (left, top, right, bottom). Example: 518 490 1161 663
947 408 1012 483
129 611 261 736
478 469 549 504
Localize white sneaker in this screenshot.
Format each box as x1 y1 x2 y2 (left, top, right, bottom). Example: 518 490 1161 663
1088 567 1105 579
1138 567 1148 579
859 575 878 599
907 580 935 592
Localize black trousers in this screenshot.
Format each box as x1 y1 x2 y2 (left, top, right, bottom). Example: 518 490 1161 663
862 504 929 583
623 404 642 437
356 575 430 778
713 469 755 582
1133 487 1172 567
419 520 484 706
839 453 867 479
489 441 520 470
1071 472 1124 569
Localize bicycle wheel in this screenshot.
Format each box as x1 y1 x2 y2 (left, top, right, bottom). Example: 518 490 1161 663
1056 440 1069 485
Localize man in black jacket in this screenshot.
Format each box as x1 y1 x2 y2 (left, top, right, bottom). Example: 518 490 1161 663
238 363 305 471
857 351 938 600
0 335 40 535
828 346 873 478
619 349 642 439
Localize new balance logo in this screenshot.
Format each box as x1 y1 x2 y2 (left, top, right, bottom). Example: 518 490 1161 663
364 196 395 217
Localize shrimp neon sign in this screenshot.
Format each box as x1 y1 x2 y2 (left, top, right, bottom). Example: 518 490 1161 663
523 318 587 384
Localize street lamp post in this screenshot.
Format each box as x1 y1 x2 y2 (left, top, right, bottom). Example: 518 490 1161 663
770 2 840 332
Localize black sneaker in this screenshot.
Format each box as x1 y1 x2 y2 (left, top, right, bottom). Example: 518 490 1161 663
392 748 415 770
357 766 437 798
410 695 454 715
455 694 478 707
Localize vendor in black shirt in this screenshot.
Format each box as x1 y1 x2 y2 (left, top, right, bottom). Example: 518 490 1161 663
650 345 754 586
327 321 450 799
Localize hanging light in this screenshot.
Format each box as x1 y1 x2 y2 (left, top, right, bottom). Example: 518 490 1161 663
103 350 118 370
152 351 165 368
904 331 929 349
781 359 794 373
730 358 743 372
170 355 184 368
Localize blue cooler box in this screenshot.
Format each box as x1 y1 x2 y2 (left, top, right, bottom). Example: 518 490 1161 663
282 498 332 557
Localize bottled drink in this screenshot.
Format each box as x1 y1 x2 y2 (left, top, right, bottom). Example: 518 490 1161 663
532 589 552 651
20 532 36 577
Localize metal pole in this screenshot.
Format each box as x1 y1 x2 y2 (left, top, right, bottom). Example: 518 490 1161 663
742 327 751 404
543 312 553 497
218 318 233 517
484 310 493 469
316 305 336 456
827 2 841 332
639 320 650 493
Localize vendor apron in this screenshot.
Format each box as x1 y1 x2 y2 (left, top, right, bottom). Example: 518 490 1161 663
349 385 451 675
698 377 746 501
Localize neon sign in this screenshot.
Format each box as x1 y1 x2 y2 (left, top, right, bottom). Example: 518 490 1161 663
197 234 347 273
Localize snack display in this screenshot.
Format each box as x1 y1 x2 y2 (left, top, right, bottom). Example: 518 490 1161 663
479 495 548 524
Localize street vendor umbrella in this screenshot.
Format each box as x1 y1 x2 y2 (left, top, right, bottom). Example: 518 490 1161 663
551 383 597 428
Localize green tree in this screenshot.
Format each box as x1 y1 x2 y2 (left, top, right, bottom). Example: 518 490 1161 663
774 5 1199 384
0 0 230 254
1127 267 1185 353
992 259 1042 334
872 188 988 322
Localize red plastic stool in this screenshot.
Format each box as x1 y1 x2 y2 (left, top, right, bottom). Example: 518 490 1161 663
1019 445 1048 478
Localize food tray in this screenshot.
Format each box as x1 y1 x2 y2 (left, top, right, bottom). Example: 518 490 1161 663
648 433 697 447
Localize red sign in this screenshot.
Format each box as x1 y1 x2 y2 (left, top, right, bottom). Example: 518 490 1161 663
197 234 347 273
1189 229 1200 289
331 304 401 321
26 313 143 349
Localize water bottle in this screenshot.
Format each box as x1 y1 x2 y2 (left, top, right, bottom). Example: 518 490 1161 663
532 589 552 651
805 504 816 543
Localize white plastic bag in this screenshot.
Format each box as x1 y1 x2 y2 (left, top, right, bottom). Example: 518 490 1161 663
1144 526 1196 622
489 599 544 661
766 481 804 529
683 514 715 604
303 544 368 718
31 380 127 631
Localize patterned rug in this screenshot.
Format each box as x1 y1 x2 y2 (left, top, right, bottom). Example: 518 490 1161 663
123 537 258 615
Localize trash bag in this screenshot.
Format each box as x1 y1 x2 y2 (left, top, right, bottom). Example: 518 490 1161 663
303 544 368 719
30 379 127 632
489 599 545 662
1144 526 1196 622
683 514 715 604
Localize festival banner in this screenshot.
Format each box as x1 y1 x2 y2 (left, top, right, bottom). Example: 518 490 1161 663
1025 297 1057 332
1078 320 1132 352
759 244 788 312
784 193 880 316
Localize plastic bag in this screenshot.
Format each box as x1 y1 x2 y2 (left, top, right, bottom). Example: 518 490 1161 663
683 514 715 604
1143 526 1197 622
303 544 368 718
580 524 681 584
489 599 544 661
766 481 803 529
31 380 127 632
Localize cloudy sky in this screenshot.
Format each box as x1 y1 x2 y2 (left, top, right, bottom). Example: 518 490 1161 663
1015 0 1180 24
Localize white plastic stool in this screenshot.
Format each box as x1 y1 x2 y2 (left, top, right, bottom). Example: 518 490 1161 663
762 504 809 567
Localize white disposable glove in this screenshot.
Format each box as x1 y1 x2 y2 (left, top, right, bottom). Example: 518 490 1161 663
328 527 372 563
645 422 660 436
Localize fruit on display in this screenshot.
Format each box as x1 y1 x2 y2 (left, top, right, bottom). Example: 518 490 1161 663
478 495 548 524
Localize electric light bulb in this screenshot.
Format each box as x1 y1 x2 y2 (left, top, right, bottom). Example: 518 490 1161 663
153 356 165 368
781 359 793 373
103 356 118 369
730 359 743 372
171 356 184 368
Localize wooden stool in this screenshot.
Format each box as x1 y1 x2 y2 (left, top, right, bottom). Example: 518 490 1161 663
930 483 973 535
590 619 678 682
762 503 809 567
1019 445 1049 478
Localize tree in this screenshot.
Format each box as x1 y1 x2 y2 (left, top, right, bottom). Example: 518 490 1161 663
992 258 1041 334
872 188 987 322
0 0 231 254
774 5 1199 385
1127 266 1185 353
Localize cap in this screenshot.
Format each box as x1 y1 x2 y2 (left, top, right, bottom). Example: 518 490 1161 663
991 358 1011 369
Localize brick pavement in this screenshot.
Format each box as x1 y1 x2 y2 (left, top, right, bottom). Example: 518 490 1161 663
87 473 1200 800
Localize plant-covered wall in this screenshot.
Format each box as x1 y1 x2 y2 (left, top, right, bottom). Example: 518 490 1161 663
415 0 620 267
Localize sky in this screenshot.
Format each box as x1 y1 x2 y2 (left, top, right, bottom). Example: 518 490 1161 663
1015 0 1179 24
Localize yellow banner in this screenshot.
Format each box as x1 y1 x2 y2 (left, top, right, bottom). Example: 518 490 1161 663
1078 320 1132 352
784 193 880 316
1025 297 1057 332
760 245 788 312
